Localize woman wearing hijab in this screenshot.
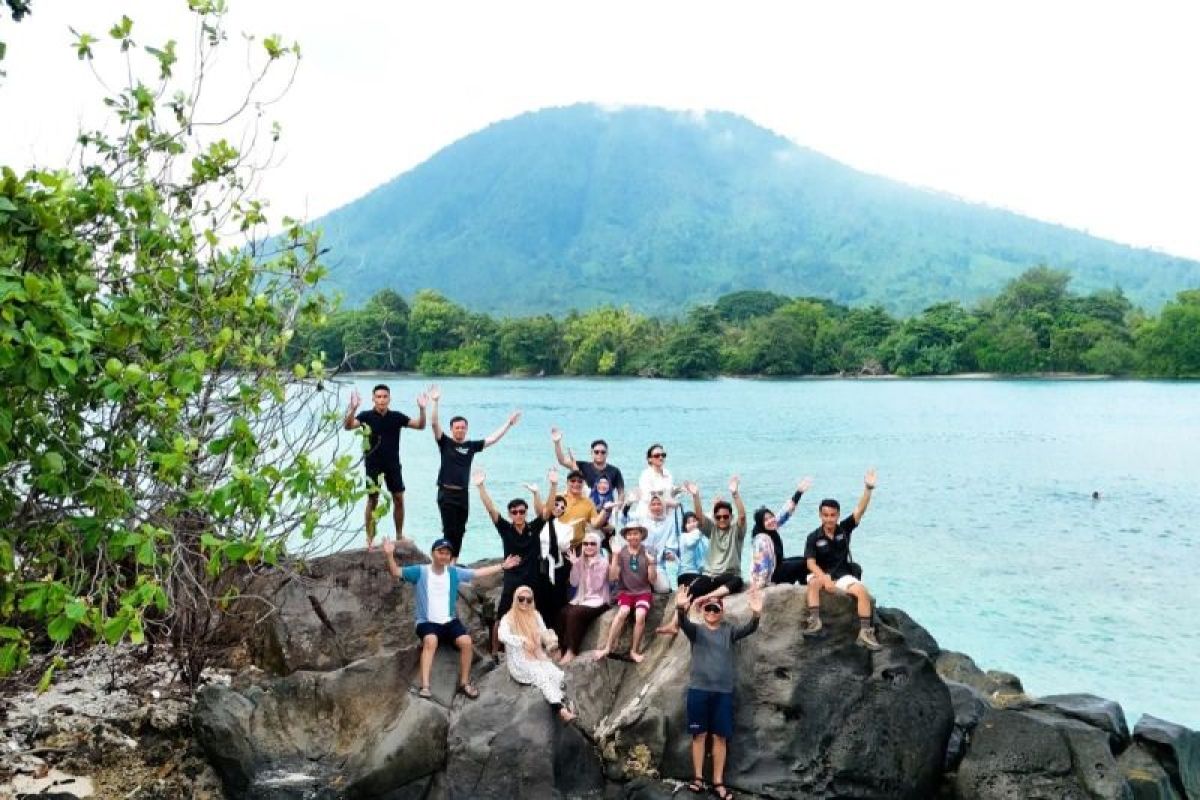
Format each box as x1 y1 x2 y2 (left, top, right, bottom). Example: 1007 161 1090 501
558 530 611 664
497 585 577 723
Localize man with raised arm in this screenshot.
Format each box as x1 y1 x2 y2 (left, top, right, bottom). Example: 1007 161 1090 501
473 469 549 660
682 477 748 607
343 384 427 551
382 537 520 699
550 427 625 493
802 468 882 651
428 384 521 560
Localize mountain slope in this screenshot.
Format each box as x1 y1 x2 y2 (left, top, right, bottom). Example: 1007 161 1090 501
315 104 1200 314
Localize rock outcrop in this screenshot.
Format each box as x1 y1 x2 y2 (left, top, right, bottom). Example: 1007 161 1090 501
187 549 1199 800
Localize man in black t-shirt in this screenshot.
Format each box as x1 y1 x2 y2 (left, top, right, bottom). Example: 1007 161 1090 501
429 384 520 559
344 384 427 550
802 468 881 650
550 427 625 493
474 469 552 658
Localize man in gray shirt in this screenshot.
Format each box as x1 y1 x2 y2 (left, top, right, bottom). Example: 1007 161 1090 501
676 583 762 799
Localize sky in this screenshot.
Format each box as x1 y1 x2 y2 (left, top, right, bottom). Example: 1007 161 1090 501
3 0 1199 260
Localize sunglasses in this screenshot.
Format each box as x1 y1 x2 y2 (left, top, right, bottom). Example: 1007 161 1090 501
516 596 534 605
714 513 732 520
568 478 584 484
651 452 666 458
583 542 599 547
702 605 722 614
593 449 607 455
510 508 527 515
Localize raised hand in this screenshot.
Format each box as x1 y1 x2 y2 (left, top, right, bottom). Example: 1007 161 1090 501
508 410 522 427
547 467 560 485
748 585 763 615
427 384 441 402
728 475 740 495
471 469 486 487
382 538 395 556
797 476 813 493
349 388 361 409
675 585 693 609
865 468 877 490
416 392 429 409
682 481 699 496
550 427 562 442
501 554 522 570
523 482 539 494
564 548 579 565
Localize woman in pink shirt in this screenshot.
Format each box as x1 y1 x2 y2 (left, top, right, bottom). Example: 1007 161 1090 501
557 530 611 664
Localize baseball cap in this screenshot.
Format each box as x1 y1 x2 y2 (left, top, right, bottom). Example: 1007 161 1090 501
431 538 454 552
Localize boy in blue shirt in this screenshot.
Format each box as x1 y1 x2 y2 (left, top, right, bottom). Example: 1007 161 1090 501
383 538 520 699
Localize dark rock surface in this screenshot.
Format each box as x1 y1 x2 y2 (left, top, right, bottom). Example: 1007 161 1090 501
187 548 1199 800
1134 715 1200 799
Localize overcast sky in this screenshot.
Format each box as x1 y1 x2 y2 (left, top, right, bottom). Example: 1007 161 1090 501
3 0 1199 260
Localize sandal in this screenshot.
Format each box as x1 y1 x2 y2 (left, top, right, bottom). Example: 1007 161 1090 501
712 783 733 800
686 777 706 793
457 682 480 699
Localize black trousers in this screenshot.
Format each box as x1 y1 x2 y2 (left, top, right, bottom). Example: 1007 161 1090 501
437 486 470 556
772 557 809 585
687 573 745 598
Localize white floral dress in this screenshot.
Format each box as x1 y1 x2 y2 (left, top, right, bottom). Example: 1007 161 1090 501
498 614 565 705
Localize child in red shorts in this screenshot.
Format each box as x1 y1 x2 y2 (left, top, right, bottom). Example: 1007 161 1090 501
593 524 657 663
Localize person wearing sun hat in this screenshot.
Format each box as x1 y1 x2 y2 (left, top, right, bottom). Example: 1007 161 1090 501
382 536 520 699
592 523 657 663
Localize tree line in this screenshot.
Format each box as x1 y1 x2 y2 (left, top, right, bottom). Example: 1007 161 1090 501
298 267 1200 379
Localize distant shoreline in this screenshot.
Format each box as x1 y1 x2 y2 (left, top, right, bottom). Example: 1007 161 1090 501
334 370 1129 381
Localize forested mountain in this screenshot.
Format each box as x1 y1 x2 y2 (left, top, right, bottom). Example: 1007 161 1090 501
315 104 1200 315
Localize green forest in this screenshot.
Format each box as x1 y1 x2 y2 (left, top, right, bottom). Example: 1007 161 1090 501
299 267 1200 379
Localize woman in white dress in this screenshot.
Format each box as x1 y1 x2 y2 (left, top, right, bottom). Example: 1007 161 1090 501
497 585 577 723
633 443 677 517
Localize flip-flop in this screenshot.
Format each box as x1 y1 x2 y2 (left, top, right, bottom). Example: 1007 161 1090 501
712 783 733 800
457 683 480 699
686 777 706 793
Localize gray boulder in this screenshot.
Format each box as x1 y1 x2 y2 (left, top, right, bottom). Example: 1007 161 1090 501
944 680 990 771
1014 693 1130 750
936 651 1025 703
576 584 953 799
878 606 941 658
220 543 502 675
1117 742 1181 800
954 707 1132 800
193 651 451 799
1133 715 1200 799
444 665 605 800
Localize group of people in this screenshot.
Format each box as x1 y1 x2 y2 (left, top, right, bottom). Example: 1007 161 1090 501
346 384 883 798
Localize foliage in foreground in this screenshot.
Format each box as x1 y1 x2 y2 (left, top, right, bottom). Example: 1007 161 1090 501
303 269 1200 379
0 3 359 685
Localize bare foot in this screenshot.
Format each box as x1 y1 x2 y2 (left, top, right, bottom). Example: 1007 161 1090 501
559 706 577 723
367 540 376 552
589 649 609 661
558 652 575 665
629 650 645 663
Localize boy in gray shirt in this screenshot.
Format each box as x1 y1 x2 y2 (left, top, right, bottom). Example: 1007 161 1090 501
675 583 762 799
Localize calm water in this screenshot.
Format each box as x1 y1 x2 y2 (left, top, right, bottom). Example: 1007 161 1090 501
323 376 1200 728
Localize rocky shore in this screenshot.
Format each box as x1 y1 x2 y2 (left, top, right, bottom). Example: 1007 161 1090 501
3 542 1197 799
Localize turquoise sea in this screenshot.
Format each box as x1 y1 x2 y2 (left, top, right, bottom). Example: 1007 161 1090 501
324 376 1200 728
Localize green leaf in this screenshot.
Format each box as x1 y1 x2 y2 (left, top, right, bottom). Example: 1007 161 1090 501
47 614 77 643
44 452 66 475
0 626 23 641
136 538 156 566
64 599 88 622
102 614 129 645
0 197 16 213
0 642 26 676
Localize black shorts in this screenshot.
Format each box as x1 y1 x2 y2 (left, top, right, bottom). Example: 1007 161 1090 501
677 572 701 587
415 619 468 644
366 463 405 494
687 573 744 598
